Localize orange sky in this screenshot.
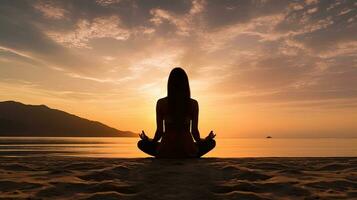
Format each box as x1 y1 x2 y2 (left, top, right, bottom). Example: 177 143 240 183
0 0 357 138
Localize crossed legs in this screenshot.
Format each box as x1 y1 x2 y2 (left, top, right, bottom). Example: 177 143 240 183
137 139 216 158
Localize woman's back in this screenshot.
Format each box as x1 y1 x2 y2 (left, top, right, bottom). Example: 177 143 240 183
156 97 198 158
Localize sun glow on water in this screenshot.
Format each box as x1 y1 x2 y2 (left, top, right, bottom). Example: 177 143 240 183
0 137 356 158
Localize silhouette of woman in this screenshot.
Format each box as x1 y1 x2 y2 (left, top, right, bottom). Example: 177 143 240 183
138 67 216 158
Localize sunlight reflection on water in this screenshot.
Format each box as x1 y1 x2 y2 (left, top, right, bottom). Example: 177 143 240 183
0 137 356 158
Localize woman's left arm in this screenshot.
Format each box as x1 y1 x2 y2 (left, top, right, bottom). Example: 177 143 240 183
153 100 163 142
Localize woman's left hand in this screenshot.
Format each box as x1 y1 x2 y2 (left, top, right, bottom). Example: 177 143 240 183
139 130 150 140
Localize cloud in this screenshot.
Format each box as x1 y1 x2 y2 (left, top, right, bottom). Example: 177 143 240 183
305 0 319 6
0 0 356 107
149 0 205 36
46 16 130 48
202 0 290 30
275 0 357 53
95 0 122 6
33 1 67 19
1 0 357 137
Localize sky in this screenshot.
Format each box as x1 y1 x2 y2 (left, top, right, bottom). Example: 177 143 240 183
0 0 356 138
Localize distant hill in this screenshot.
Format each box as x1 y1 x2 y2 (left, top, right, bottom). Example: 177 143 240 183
0 101 136 137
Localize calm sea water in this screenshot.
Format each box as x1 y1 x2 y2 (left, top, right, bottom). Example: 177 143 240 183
0 137 356 158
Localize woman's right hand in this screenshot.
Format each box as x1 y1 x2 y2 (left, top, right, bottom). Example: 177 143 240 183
205 130 216 140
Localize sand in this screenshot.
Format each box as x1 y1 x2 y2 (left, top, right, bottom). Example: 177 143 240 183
0 157 356 200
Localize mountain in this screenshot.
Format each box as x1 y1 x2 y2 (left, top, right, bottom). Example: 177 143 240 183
0 101 136 137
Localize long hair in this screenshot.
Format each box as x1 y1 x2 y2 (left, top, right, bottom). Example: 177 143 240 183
167 67 191 127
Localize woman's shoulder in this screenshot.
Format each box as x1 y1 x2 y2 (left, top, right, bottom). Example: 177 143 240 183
190 98 198 105
157 97 168 105
157 97 198 104
190 98 199 110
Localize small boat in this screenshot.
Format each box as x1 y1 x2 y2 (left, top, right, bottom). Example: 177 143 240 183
266 136 272 138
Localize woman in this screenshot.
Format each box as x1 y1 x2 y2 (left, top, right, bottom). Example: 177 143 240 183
137 67 216 158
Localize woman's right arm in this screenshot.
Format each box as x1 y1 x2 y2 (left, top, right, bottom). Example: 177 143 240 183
191 100 201 142
153 99 163 142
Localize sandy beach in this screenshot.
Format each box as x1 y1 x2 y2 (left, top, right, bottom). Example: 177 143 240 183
0 157 356 200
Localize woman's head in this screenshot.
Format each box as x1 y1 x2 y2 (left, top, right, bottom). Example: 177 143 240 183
167 67 191 124
167 67 190 100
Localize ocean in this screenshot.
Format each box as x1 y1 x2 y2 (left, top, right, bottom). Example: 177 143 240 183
0 137 356 158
